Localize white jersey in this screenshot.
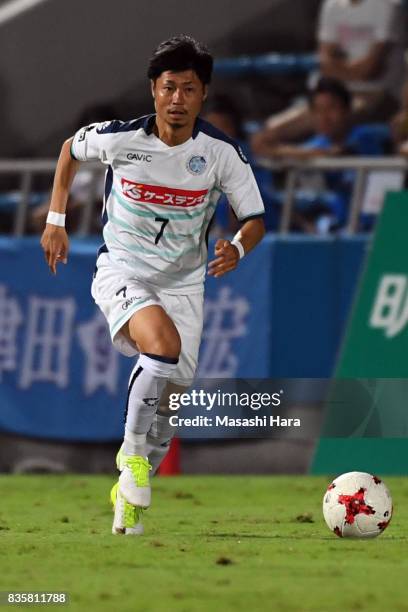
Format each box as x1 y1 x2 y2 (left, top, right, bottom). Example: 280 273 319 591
318 0 405 98
71 114 265 294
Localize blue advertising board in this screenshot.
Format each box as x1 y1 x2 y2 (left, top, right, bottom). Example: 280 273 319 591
0 235 365 441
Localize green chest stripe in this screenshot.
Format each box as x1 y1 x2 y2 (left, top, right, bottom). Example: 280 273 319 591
104 227 201 259
109 213 203 239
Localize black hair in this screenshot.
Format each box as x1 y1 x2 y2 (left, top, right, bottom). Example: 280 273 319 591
147 35 213 85
310 77 352 110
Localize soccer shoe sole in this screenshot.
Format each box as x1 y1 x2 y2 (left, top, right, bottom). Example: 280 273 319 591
110 482 144 536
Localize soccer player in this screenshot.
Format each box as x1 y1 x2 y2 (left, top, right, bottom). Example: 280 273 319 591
40 35 265 535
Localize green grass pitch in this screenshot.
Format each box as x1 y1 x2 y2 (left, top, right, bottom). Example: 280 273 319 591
1 475 407 612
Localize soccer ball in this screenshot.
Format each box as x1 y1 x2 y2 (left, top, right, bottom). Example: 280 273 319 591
323 471 392 538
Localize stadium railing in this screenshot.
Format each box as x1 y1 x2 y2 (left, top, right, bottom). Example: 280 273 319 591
257 156 408 233
0 157 407 236
0 160 104 236
214 53 319 76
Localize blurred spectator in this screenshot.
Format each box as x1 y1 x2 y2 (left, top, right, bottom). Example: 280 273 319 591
202 94 277 233
391 81 408 147
253 77 392 231
257 0 405 144
254 77 392 158
398 136 408 155
29 103 117 235
203 94 245 141
318 0 405 121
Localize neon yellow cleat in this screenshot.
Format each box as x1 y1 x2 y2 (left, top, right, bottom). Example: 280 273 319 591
116 444 124 471
118 454 152 508
110 482 144 535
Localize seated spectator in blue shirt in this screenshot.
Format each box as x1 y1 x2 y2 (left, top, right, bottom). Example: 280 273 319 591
252 77 392 231
251 0 404 147
254 77 391 158
304 79 392 155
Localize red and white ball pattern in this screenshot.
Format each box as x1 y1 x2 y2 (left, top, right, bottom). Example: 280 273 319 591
323 472 392 538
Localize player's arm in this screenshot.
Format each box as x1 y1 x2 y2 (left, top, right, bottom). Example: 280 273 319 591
208 142 266 278
208 216 265 278
40 137 80 274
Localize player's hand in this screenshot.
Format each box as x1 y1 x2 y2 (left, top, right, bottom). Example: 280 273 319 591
208 239 240 278
40 224 69 275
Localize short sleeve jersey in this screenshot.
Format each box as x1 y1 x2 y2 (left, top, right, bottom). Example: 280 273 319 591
71 114 264 294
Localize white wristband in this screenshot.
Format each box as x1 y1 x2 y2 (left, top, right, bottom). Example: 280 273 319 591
231 239 245 259
46 211 66 227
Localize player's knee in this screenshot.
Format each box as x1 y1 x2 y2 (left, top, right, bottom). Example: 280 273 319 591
139 328 181 360
150 330 181 359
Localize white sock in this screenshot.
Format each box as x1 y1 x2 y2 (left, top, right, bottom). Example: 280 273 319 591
123 353 178 457
146 413 176 475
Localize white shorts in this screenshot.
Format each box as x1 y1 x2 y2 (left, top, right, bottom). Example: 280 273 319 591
91 254 204 387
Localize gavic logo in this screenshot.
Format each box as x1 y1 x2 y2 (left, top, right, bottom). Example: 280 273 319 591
127 152 152 162
369 274 408 338
121 296 141 311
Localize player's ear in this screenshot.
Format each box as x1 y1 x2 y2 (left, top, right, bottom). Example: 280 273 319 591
202 85 208 101
150 80 156 99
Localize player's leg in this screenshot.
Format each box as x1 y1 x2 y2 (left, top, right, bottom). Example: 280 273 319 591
144 291 204 475
145 382 184 475
90 261 180 529
117 305 181 507
112 382 180 534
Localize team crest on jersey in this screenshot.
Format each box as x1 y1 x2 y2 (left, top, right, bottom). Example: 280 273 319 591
187 155 207 175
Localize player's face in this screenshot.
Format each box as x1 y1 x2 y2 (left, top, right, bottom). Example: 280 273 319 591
152 70 207 130
312 93 349 140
